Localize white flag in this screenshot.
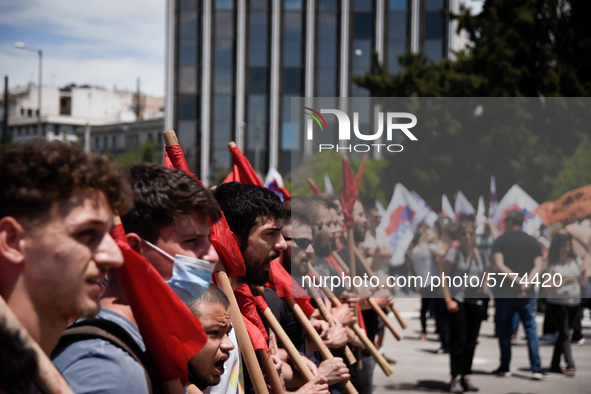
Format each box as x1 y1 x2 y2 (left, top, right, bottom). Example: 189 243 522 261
454 190 476 222
442 194 455 221
382 183 430 266
324 173 334 195
489 175 498 218
475 196 486 227
492 184 541 236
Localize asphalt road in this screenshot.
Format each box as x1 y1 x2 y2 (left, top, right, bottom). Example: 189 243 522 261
372 297 591 394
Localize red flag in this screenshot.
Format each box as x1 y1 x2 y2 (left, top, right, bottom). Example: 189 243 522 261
165 145 190 173
307 178 323 195
234 283 269 353
340 158 358 229
209 216 246 277
267 260 315 318
254 294 269 313
355 156 367 186
163 151 173 168
164 143 245 277
111 224 206 385
223 143 264 186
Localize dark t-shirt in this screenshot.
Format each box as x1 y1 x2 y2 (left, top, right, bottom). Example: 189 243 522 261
262 287 306 352
491 230 541 296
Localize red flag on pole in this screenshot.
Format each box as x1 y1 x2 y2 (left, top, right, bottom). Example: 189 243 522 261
111 224 206 385
307 178 323 195
234 283 270 353
223 142 264 186
340 158 358 230
267 260 315 317
355 156 367 186
165 145 191 174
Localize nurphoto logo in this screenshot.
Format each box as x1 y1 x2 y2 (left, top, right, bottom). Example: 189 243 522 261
304 107 418 153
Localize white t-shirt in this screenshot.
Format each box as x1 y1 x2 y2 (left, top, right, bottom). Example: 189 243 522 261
546 258 582 306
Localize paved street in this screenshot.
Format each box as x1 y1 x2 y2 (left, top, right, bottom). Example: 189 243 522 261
373 298 591 393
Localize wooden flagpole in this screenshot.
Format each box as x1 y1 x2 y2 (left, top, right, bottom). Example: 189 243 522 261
306 285 357 365
308 267 394 376
215 272 270 394
163 130 270 393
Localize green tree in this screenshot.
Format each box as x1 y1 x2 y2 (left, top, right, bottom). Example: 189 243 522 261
352 0 589 206
551 138 591 199
112 138 161 168
291 151 389 206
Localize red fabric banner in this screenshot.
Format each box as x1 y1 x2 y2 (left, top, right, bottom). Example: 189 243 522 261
355 156 367 186
340 158 359 229
234 283 270 353
308 178 323 195
111 224 206 385
267 260 316 318
223 144 264 186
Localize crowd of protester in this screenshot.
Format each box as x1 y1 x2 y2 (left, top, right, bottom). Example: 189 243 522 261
0 139 589 394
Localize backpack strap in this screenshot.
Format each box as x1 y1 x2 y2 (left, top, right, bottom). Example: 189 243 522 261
58 319 154 394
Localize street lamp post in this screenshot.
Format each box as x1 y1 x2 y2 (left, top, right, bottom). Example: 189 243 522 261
13 42 43 138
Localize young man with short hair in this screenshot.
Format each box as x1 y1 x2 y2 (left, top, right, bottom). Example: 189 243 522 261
187 285 235 391
52 163 221 393
0 140 130 357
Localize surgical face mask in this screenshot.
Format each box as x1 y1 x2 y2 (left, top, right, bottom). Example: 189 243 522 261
142 239 215 303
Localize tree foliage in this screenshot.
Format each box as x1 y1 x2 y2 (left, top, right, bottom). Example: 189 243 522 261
111 138 161 168
352 0 591 208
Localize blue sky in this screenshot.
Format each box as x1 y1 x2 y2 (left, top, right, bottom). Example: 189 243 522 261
0 0 165 96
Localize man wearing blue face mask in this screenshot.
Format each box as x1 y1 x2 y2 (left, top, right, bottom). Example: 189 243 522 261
52 163 221 393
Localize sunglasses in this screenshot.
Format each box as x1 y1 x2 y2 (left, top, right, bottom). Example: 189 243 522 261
284 237 313 249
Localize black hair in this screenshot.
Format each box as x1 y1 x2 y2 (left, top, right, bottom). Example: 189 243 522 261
547 232 574 265
188 284 230 316
0 139 131 229
213 182 283 250
121 164 220 242
504 210 525 227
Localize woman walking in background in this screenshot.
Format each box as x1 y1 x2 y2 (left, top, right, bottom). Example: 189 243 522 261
545 232 586 377
442 220 488 393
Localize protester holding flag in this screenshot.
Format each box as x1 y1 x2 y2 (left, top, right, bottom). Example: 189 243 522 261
214 182 332 394
52 164 220 392
276 209 352 390
0 140 130 392
187 285 236 390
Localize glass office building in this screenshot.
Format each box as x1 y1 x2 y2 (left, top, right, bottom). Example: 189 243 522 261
166 0 461 184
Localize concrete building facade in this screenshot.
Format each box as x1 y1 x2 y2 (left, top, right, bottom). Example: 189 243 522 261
166 0 476 184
